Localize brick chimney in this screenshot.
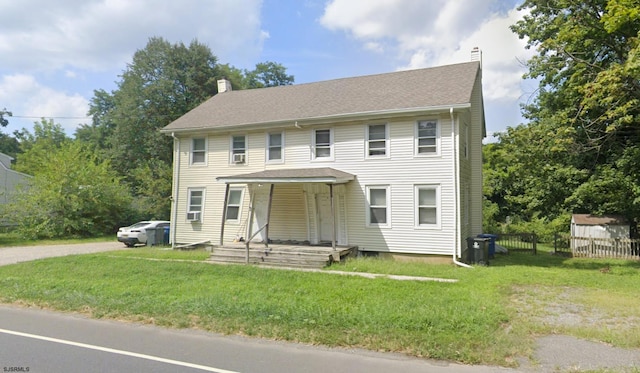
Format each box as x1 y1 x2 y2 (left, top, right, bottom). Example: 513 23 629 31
217 78 232 93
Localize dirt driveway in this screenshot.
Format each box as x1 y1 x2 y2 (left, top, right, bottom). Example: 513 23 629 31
0 241 126 266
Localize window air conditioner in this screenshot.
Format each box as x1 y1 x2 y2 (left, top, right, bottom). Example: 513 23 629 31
186 211 201 221
233 153 245 164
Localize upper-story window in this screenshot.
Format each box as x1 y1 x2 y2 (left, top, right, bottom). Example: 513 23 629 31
415 120 438 155
366 124 388 157
230 135 246 164
191 137 206 165
266 132 284 163
312 128 333 160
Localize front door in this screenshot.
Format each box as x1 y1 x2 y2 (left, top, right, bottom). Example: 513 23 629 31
316 194 333 242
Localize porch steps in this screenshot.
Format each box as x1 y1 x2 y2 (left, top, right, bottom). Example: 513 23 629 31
208 246 355 269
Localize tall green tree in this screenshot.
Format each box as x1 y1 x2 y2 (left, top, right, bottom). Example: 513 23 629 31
10 141 133 239
107 37 220 172
491 0 640 230
244 61 294 88
14 119 70 175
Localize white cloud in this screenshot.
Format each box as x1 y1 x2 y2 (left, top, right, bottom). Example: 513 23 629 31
0 0 264 72
319 0 533 104
0 74 90 133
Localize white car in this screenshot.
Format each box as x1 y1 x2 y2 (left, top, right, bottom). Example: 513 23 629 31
117 220 170 247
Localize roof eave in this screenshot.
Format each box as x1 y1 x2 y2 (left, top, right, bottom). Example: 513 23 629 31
216 176 354 184
161 103 472 135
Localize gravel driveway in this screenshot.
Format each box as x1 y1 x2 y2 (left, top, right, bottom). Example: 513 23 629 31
0 241 126 266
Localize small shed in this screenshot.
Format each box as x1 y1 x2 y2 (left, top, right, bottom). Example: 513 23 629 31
571 214 630 239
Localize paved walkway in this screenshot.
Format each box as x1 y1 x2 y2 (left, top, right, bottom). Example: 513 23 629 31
0 241 125 266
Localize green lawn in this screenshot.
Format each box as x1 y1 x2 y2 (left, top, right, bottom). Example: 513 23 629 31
0 246 638 367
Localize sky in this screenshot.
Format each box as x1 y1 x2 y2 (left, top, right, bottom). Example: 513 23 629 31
0 0 536 142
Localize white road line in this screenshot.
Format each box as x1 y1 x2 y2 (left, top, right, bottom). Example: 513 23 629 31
0 328 240 373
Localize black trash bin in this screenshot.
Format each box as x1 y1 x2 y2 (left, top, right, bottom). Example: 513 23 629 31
466 237 490 265
477 234 498 258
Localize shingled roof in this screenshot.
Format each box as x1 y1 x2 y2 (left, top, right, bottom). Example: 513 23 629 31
162 61 481 133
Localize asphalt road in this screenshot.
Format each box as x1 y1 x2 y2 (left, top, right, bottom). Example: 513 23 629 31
0 305 512 373
2 242 640 372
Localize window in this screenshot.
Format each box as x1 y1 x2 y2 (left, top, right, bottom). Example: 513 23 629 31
416 120 438 155
366 124 388 157
187 188 204 221
366 186 390 227
415 185 439 227
266 132 283 162
225 188 244 222
231 135 246 164
312 129 332 160
191 137 206 165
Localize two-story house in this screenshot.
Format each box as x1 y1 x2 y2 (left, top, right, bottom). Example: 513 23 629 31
161 54 485 264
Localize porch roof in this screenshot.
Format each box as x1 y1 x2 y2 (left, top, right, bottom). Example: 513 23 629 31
217 167 355 184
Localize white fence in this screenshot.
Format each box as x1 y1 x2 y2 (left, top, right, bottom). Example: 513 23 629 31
571 236 640 259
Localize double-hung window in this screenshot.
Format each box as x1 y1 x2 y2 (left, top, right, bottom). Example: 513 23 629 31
231 135 246 164
266 132 283 162
416 120 438 155
191 137 206 165
415 185 439 227
225 188 243 222
366 124 388 157
366 186 390 227
187 188 204 222
312 128 332 160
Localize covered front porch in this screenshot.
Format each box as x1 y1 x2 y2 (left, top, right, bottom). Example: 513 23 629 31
214 167 357 268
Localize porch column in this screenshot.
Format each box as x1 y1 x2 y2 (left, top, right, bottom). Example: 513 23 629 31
264 183 275 248
245 185 255 264
220 183 230 246
330 183 336 251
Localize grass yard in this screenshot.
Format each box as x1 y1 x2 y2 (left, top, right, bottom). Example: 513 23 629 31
0 245 639 367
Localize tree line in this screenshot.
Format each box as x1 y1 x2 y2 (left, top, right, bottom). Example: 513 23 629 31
483 0 640 240
0 37 293 239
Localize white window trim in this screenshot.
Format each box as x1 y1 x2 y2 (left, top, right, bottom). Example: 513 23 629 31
365 123 389 159
225 187 244 224
187 187 205 222
311 128 334 161
414 184 441 229
365 185 391 228
190 137 207 166
229 134 247 165
414 119 440 157
266 131 284 164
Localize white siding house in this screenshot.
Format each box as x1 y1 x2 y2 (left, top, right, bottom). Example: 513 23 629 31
162 56 486 262
0 152 32 226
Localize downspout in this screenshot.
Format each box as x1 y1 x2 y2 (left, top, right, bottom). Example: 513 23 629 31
170 132 180 249
451 108 473 268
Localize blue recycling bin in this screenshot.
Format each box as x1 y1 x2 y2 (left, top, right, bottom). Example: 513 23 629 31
478 234 498 258
163 226 170 245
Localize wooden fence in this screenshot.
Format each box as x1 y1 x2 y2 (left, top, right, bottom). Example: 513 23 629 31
571 236 640 259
